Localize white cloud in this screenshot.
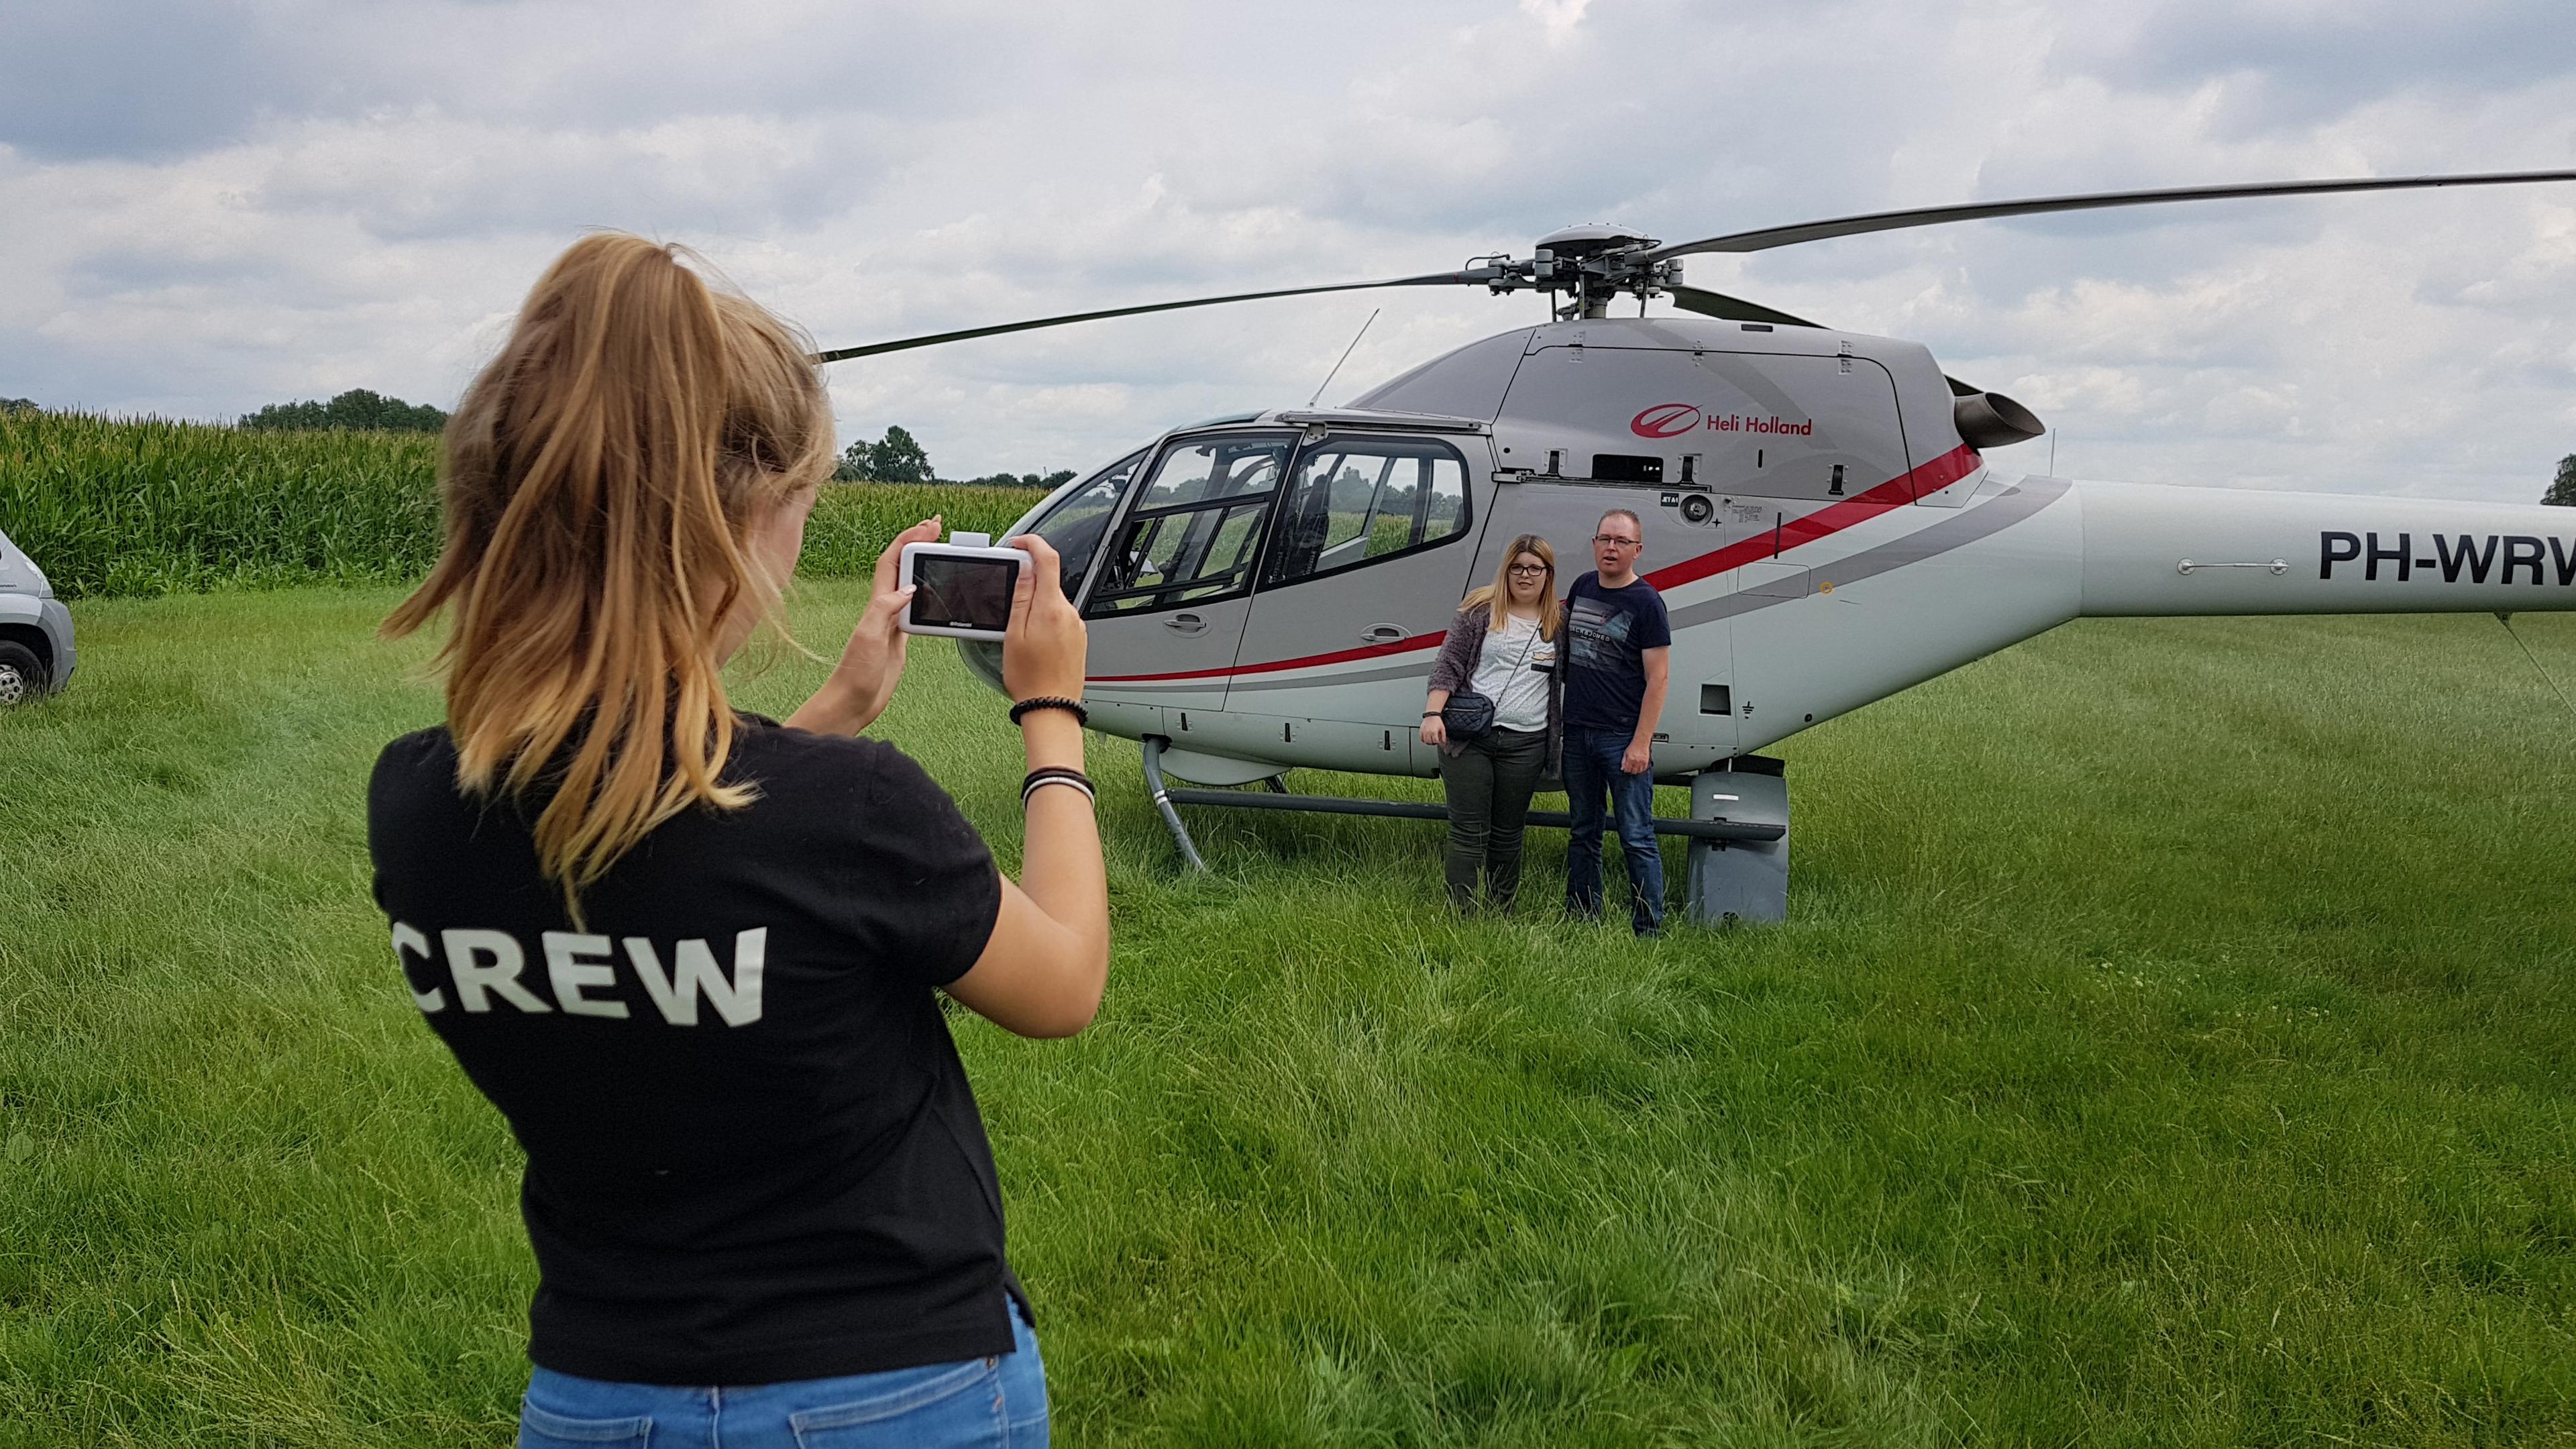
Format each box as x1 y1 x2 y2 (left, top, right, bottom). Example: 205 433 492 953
1517 0 1592 45
3 0 2573 498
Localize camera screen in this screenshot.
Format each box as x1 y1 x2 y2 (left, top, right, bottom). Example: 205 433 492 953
910 553 1020 632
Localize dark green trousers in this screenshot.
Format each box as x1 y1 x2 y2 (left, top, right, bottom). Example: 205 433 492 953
1442 726 1550 913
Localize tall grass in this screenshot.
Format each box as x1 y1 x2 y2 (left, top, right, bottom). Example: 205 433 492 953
0 411 1044 600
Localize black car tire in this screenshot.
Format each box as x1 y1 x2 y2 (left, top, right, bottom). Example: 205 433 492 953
0 640 46 706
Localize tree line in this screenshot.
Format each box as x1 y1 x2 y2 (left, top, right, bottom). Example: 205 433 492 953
240 389 449 432
835 424 1074 490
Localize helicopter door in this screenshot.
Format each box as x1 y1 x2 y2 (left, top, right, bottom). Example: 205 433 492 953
1226 433 1484 765
1077 432 1295 715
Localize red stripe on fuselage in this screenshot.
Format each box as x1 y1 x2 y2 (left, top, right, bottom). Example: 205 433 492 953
1091 625 1446 683
1643 443 1980 592
1088 445 1982 684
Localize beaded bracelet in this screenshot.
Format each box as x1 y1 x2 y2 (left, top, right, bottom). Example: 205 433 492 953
1010 696 1089 727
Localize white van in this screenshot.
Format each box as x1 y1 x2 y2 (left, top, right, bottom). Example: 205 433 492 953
0 529 74 704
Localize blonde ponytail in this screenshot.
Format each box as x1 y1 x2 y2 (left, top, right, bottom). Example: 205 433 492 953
384 233 835 918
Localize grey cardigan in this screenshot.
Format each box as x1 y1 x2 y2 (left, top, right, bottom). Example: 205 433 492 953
1426 602 1566 773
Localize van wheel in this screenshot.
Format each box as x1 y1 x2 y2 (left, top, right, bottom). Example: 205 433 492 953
0 641 45 705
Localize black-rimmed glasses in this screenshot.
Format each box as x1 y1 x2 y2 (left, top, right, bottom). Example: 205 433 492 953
1591 534 1640 549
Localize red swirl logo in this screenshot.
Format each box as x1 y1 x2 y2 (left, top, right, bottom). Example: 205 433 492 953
1630 402 1700 439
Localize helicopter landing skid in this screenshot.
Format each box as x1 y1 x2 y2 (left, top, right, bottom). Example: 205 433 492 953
1140 736 1210 872
1138 737 1789 924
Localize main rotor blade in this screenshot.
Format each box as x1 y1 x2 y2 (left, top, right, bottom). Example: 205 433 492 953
1665 284 1825 329
813 271 1481 364
1644 169 2576 262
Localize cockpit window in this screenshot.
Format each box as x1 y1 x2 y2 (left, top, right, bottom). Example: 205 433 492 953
1086 434 1293 614
1133 437 1285 511
1262 435 1470 588
1028 449 1145 600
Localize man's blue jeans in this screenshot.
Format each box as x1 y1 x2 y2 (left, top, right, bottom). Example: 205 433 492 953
1562 725 1665 933
516 1299 1046 1448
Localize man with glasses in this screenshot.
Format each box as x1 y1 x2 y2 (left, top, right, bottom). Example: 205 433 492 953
1561 508 1672 934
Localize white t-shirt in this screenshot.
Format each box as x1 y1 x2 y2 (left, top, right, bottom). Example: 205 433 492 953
1468 614 1555 733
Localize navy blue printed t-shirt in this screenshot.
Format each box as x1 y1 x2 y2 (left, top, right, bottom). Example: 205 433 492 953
1562 571 1672 732
368 716 1015 1386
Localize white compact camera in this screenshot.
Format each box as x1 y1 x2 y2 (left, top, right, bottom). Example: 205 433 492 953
897 531 1024 641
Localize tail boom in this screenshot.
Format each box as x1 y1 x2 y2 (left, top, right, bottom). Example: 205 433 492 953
2074 480 2576 617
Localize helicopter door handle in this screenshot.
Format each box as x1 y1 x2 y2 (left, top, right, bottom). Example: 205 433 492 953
1165 613 1208 635
1360 623 1405 644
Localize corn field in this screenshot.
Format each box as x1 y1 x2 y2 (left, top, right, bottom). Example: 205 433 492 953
0 411 1042 599
800 481 1038 580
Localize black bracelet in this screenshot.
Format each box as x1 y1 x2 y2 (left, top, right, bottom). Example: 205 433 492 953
1022 766 1096 806
1010 696 1089 727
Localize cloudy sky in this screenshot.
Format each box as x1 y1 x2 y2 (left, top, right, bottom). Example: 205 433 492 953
5 0 2573 500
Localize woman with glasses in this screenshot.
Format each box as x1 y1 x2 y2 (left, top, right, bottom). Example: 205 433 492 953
1421 535 1566 914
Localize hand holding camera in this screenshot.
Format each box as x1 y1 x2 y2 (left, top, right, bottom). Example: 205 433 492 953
999 533 1087 707
890 526 1085 704
790 515 943 736
794 522 1085 740
897 531 1024 641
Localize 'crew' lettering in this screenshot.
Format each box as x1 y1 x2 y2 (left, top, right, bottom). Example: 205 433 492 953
623 928 767 1027
392 921 443 1014
543 932 630 1020
443 928 552 1014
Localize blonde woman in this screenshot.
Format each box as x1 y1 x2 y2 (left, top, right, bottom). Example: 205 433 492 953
1421 535 1566 913
368 234 1104 1448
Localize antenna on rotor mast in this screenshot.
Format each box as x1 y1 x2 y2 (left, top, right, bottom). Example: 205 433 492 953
1309 309 1381 407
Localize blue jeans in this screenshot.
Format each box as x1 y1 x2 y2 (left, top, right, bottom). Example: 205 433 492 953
1562 725 1665 933
517 1301 1046 1448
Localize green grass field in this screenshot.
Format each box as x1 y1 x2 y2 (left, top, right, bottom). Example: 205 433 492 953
3 586 2573 1446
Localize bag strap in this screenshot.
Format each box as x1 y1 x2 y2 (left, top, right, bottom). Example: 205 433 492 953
1505 616 1540 674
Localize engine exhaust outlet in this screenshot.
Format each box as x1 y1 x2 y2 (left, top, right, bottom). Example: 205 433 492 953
1953 390 2046 449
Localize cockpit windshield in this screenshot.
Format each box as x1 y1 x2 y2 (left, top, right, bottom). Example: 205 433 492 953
1027 449 1146 600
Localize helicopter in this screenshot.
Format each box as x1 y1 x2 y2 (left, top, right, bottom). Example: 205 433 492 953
816 170 2576 923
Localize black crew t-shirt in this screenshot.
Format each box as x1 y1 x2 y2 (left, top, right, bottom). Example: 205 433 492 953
367 717 1011 1385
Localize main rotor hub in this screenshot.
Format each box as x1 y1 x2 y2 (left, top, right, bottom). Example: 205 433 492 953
1532 223 1658 258
1460 223 1679 319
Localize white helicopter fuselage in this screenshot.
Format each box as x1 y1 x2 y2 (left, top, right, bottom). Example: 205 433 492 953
979 316 2576 784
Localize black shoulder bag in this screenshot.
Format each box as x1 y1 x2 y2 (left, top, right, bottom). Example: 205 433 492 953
1440 620 1539 741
